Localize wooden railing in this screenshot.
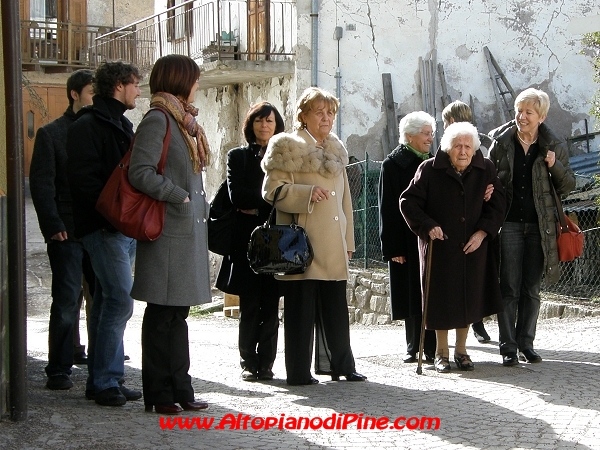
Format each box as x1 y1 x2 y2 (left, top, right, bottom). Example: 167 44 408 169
93 0 296 73
20 20 127 67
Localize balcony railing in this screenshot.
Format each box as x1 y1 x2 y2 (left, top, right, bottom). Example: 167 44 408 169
20 19 124 68
93 0 296 74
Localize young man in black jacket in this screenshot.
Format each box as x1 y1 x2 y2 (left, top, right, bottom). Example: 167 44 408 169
66 61 142 407
30 69 95 390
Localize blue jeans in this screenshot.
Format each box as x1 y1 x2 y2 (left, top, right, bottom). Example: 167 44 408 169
44 239 84 377
81 229 136 392
497 222 544 354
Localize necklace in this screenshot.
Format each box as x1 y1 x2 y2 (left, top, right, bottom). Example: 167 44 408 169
517 132 538 146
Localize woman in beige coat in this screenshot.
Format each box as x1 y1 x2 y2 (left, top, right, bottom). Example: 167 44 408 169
261 87 366 385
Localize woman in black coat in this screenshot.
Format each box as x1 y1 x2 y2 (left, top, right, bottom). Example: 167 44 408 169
216 102 284 381
378 111 437 363
400 122 506 373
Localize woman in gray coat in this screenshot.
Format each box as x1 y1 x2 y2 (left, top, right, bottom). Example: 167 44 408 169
128 55 211 415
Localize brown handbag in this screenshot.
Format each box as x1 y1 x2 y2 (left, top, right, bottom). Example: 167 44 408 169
550 180 584 262
95 108 171 241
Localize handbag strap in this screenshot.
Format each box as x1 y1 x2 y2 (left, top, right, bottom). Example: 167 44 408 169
129 107 172 175
549 174 568 233
266 184 300 225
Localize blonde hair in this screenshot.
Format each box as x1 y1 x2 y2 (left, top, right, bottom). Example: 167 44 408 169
514 88 550 118
294 87 340 130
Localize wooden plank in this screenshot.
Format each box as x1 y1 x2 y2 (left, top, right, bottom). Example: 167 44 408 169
438 63 451 107
382 73 398 155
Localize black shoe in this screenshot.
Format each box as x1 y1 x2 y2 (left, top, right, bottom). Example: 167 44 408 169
454 353 475 371
124 355 130 361
257 368 274 380
331 372 367 382
402 353 417 363
519 348 542 363
241 369 258 381
73 352 88 365
502 352 519 366
472 322 491 343
46 374 73 390
119 385 142 401
287 377 319 385
94 387 126 406
85 390 95 400
424 352 435 363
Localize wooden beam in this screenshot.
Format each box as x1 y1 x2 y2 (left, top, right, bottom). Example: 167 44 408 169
382 73 398 155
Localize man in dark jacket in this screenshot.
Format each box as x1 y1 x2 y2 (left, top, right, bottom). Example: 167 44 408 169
30 69 94 390
66 61 142 407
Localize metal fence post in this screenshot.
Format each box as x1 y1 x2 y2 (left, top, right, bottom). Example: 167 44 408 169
363 152 369 269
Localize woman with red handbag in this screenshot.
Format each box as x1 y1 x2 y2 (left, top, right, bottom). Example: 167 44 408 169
128 55 211 415
489 88 575 367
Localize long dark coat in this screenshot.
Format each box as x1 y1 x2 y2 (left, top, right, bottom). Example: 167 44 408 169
400 150 506 330
216 145 279 297
378 145 430 320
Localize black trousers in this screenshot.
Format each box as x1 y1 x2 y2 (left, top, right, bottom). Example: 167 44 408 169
142 303 194 406
405 314 436 357
283 280 356 384
239 292 280 372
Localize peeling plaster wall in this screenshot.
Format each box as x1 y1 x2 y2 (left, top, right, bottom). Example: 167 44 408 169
311 0 600 161
194 76 296 198
88 0 154 27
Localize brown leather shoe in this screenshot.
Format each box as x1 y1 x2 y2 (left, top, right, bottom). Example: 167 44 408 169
146 404 183 414
180 400 208 411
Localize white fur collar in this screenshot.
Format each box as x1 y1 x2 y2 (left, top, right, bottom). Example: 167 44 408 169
261 130 348 178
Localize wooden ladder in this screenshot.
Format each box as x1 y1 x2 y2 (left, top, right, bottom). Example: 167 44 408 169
483 46 516 123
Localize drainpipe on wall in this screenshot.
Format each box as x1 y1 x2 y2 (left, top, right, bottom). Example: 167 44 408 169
311 0 319 86
333 26 343 138
2 0 28 422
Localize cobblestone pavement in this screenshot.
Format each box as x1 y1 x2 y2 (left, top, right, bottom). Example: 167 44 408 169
1 190 599 450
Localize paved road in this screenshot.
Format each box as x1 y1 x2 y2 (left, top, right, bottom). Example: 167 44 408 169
1 188 599 449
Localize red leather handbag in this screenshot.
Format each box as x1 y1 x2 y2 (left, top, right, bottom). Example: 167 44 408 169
96 108 171 241
551 181 584 262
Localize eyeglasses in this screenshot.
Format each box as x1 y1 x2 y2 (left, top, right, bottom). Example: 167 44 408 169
419 131 435 138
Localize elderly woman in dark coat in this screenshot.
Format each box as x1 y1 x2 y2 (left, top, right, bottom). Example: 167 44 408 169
400 122 506 373
128 55 211 414
216 102 284 382
378 111 437 364
489 88 575 367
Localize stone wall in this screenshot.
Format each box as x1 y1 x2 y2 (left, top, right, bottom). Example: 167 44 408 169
345 268 600 325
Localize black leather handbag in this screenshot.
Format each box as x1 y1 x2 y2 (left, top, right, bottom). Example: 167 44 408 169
247 185 314 275
207 179 236 256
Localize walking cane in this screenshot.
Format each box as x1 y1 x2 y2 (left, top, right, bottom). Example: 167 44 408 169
416 237 435 375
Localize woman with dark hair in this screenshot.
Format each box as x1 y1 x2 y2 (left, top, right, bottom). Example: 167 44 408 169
128 54 211 414
217 102 284 381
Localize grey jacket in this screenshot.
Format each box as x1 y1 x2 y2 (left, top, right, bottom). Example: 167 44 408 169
488 120 575 284
128 108 211 306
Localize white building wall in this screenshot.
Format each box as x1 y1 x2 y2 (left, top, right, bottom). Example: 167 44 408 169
298 0 600 161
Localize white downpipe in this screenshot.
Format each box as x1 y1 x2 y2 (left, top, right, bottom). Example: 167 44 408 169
311 0 319 86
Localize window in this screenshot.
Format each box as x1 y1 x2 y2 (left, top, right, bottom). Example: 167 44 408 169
167 0 194 42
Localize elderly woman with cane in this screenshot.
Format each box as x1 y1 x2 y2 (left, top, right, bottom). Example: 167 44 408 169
400 122 506 373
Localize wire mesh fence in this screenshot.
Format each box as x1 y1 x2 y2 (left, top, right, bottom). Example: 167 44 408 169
346 154 600 301
346 154 385 270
